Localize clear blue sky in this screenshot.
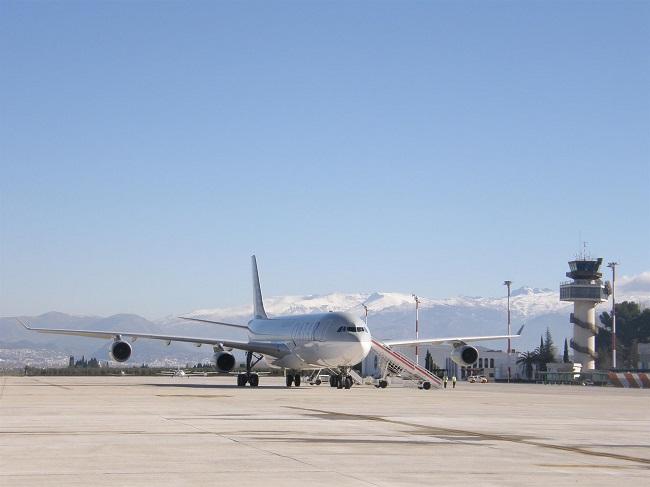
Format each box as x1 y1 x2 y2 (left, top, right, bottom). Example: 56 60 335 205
1 1 648 319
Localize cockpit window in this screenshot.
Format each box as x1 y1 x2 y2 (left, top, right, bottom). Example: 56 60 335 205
344 326 367 332
338 326 366 333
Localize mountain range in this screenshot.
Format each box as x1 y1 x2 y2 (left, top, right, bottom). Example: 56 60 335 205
2 280 649 367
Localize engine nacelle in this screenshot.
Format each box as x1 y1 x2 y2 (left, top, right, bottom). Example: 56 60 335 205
214 351 236 373
110 340 132 363
450 345 479 366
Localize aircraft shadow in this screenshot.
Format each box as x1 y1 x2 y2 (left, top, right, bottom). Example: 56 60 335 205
144 383 301 390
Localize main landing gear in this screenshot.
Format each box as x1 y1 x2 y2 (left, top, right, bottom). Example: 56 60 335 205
237 372 259 387
237 351 263 387
329 374 353 389
286 373 301 387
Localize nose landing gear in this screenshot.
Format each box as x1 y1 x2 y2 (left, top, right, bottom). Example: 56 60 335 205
328 371 354 390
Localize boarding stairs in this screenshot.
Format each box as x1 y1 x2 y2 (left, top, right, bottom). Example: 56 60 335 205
371 338 443 389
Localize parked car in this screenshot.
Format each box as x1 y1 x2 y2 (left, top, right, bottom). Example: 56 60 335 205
467 375 477 383
478 375 488 383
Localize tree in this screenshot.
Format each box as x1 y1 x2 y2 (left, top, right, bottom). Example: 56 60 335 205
563 338 570 363
544 328 557 360
535 328 557 371
424 350 432 372
599 301 650 369
517 350 539 379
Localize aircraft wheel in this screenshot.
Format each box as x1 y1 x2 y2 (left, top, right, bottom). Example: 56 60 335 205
422 381 431 390
379 380 388 389
249 374 259 387
237 374 248 387
286 374 293 387
294 374 301 387
336 375 343 389
329 376 336 387
344 376 352 389
315 379 321 386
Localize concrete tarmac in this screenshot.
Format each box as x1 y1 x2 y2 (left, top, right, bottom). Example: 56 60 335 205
0 375 648 486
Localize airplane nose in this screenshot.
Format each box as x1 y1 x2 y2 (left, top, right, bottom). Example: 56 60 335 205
360 338 371 358
348 332 371 362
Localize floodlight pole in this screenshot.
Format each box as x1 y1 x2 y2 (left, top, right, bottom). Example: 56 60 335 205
504 280 512 383
413 294 420 366
607 262 618 369
504 281 512 354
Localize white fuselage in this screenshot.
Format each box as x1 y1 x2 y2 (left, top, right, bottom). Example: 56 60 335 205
248 311 372 370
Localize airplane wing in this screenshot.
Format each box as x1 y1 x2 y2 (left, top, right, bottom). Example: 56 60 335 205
17 320 289 357
178 317 249 330
383 325 525 347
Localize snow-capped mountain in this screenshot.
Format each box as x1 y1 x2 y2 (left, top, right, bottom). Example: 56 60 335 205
156 287 579 355
3 279 648 367
176 287 569 322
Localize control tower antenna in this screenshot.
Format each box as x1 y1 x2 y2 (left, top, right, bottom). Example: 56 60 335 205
560 256 610 370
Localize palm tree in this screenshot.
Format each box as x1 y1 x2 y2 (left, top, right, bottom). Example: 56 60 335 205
517 349 540 379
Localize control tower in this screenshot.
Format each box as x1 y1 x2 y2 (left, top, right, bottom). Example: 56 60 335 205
560 257 611 370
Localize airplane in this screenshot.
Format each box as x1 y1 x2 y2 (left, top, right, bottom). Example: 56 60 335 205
18 255 522 390
158 368 189 377
157 368 226 378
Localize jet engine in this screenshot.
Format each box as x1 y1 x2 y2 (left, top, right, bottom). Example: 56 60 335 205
214 351 236 373
110 340 132 362
450 345 479 366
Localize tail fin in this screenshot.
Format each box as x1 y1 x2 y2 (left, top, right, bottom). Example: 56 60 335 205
251 255 268 319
